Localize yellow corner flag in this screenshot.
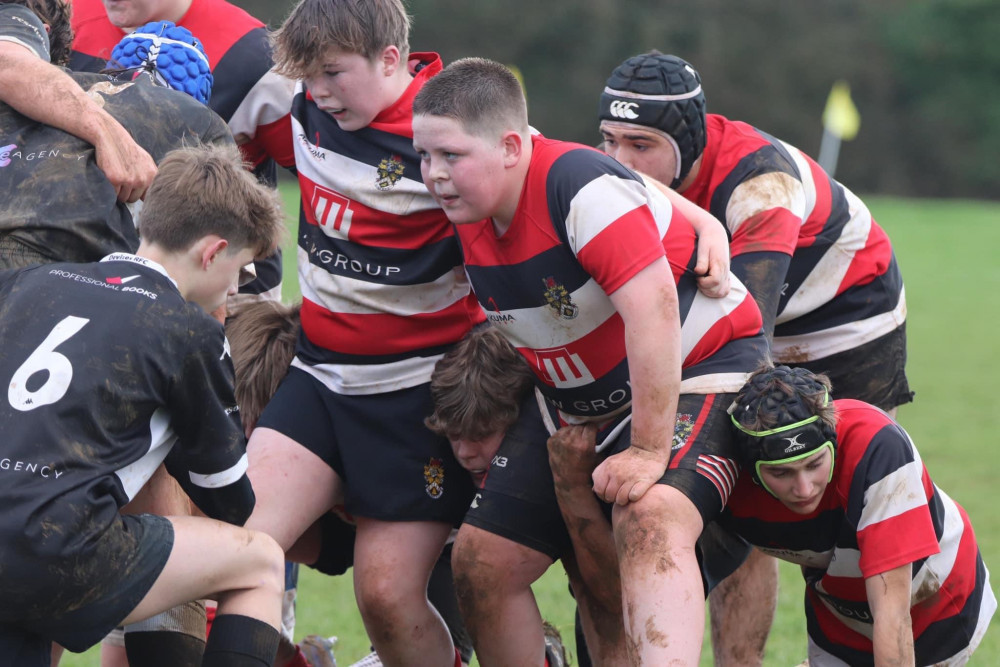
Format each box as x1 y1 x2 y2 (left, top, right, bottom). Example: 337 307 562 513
822 81 860 141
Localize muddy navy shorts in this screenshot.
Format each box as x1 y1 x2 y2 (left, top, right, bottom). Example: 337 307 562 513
0 513 173 660
257 367 475 523
464 392 750 591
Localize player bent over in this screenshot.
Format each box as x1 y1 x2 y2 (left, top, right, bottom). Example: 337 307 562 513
724 366 995 665
0 144 286 667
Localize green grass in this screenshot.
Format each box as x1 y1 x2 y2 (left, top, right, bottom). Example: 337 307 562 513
62 194 1000 666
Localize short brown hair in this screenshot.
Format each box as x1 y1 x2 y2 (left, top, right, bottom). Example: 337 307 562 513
273 0 411 79
413 57 529 141
425 327 535 442
6 0 73 66
138 143 284 259
226 300 300 432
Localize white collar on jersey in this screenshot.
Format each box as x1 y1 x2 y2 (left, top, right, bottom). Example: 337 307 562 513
101 252 179 290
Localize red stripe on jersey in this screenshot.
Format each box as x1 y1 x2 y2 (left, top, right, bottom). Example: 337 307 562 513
682 295 763 368
857 505 940 578
298 176 455 248
168 0 264 68
806 587 875 653
575 207 665 294
300 297 478 356
519 314 626 388
730 208 801 257
458 217 561 268
911 504 980 637
835 221 893 295
798 159 834 246
250 114 295 169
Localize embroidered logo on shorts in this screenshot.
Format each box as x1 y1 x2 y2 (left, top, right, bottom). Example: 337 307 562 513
672 413 694 450
542 276 579 319
424 457 445 499
376 154 405 191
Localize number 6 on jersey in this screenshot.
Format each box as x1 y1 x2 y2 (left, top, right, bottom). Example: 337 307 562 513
8 316 89 411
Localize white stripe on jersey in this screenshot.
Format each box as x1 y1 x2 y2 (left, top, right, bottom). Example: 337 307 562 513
826 548 862 578
228 69 295 138
189 453 249 489
779 138 818 222
912 487 963 599
777 189 874 323
725 170 806 238
858 458 926 532
291 114 437 218
291 352 445 395
492 278 617 351
114 407 175 501
772 285 906 362
565 174 652 252
298 247 471 317
681 281 751 358
680 372 752 395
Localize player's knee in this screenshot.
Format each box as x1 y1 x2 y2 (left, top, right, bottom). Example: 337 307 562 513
246 530 286 598
614 495 700 565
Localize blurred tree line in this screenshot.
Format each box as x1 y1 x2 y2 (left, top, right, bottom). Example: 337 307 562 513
236 0 999 200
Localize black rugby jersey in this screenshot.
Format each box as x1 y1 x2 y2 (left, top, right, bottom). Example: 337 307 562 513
0 254 254 572
0 73 233 264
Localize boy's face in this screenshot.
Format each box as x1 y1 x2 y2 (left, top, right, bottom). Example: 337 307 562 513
190 246 256 314
413 114 507 225
304 48 392 132
449 431 505 485
600 121 678 189
757 447 832 515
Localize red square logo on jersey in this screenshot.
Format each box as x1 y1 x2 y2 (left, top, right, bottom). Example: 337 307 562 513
307 184 353 238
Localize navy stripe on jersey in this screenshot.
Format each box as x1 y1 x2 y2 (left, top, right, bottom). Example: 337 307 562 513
535 357 632 417
708 135 799 226
465 245 592 312
210 27 272 122
299 219 462 286
776 179 851 310
294 92 422 175
682 335 768 383
544 148 644 248
776 253 903 337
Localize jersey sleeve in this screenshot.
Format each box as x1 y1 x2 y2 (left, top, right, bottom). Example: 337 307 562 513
849 424 941 578
165 314 254 525
0 4 50 61
555 152 665 295
725 168 804 258
228 70 297 171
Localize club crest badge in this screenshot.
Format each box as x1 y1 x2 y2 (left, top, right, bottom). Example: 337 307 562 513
672 413 695 450
542 276 579 319
376 154 405 191
424 457 445 499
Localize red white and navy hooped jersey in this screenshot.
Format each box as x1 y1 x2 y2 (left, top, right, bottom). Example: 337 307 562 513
257 53 483 395
69 0 294 298
0 255 254 575
683 115 905 362
720 400 995 664
456 135 766 421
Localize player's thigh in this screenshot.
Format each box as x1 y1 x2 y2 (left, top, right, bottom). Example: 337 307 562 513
245 426 342 551
453 523 554 591
353 518 453 595
122 515 283 626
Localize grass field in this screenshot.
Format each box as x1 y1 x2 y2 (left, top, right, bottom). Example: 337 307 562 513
62 193 1000 666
